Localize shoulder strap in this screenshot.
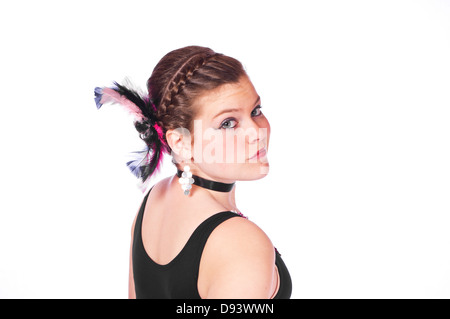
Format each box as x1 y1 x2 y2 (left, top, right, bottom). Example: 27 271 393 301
194 211 240 243
184 212 241 272
134 187 153 240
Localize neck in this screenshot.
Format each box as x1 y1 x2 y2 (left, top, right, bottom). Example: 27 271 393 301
175 169 239 212
205 184 238 212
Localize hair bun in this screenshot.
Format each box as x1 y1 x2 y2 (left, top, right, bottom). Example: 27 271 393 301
135 120 155 144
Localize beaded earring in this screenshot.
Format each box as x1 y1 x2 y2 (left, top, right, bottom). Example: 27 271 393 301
178 165 194 196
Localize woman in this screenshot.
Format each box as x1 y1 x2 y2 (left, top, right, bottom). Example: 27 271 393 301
95 46 291 299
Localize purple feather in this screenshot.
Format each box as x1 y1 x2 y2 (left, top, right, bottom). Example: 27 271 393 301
94 87 104 109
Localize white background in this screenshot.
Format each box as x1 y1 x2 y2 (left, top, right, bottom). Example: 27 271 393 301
0 0 449 298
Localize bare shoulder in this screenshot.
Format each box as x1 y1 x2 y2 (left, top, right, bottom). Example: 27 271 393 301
210 216 274 251
199 216 276 298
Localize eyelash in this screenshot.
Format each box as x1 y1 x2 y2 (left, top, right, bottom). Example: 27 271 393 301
219 105 263 129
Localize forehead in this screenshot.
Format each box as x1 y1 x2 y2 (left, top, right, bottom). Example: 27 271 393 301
194 76 258 118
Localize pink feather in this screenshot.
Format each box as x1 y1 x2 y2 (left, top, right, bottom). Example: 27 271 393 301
100 87 146 122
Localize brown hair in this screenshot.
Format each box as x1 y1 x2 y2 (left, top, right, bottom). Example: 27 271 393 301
147 46 247 146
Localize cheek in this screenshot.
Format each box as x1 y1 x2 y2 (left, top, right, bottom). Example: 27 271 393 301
264 119 271 147
195 123 270 165
224 133 245 158
225 131 251 164
197 130 231 163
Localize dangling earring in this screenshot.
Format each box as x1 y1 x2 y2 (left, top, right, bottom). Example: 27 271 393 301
178 165 194 196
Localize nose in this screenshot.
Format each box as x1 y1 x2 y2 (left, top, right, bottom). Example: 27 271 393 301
246 120 268 145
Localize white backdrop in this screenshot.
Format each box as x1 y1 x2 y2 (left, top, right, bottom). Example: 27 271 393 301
0 0 449 298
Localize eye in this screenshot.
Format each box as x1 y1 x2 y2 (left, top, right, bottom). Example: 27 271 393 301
220 118 238 129
251 105 262 117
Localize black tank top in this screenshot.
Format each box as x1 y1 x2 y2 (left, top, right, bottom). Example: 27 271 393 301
132 189 292 299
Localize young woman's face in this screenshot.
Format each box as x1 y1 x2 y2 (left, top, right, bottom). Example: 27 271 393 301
189 76 271 183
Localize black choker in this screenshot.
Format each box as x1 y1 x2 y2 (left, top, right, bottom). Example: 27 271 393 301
176 170 235 193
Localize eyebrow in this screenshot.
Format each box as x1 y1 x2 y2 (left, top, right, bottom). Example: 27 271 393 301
212 96 261 120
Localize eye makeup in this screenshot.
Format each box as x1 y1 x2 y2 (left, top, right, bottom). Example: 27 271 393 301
218 105 263 130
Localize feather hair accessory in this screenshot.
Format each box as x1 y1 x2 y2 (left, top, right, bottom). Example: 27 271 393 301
94 81 168 189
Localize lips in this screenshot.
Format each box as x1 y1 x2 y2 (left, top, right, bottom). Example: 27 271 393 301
249 147 267 160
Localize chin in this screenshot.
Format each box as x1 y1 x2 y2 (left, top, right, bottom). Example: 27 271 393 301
235 162 270 181
196 161 269 183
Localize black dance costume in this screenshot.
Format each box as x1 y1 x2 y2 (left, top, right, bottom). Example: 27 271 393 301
132 189 292 299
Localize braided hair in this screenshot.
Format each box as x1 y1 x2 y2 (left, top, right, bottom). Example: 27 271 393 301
95 46 246 189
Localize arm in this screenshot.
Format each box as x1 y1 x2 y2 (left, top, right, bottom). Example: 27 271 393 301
199 217 277 299
128 213 138 299
128 242 136 299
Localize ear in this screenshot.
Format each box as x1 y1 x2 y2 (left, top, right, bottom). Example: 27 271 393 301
165 127 192 161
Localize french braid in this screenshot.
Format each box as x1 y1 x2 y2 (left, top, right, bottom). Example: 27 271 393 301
157 52 215 132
